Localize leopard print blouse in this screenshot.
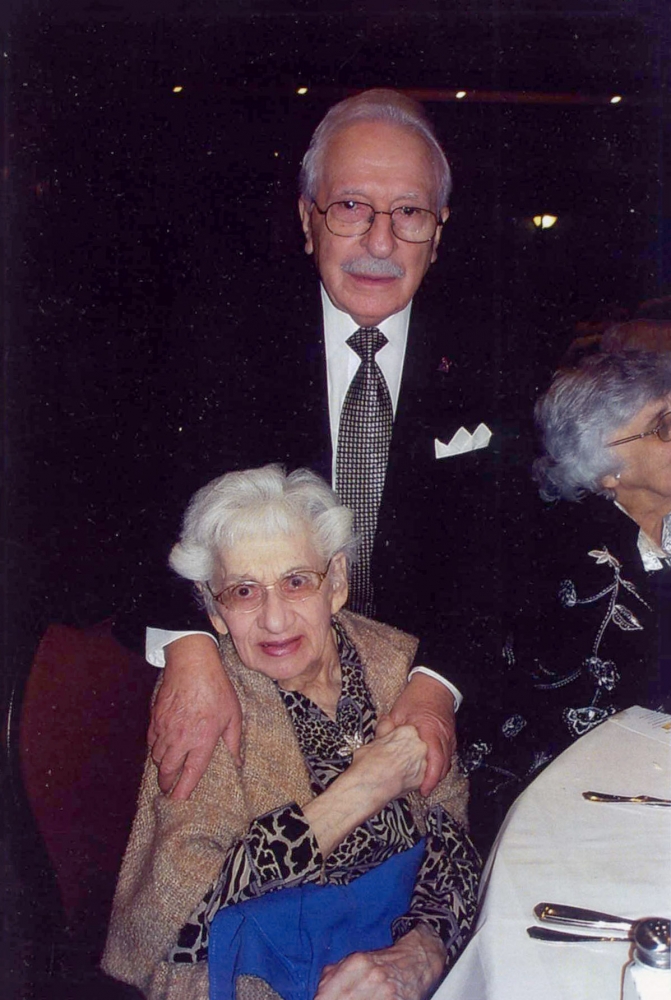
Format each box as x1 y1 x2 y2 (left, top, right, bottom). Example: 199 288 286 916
170 622 479 969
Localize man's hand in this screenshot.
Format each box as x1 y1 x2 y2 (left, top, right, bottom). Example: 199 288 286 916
315 925 446 1000
379 673 457 797
147 634 242 800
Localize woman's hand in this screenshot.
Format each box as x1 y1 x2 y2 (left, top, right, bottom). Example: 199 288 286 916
301 726 426 859
315 925 446 1000
349 725 428 803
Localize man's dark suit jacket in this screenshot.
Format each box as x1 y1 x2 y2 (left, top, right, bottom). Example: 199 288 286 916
123 261 537 704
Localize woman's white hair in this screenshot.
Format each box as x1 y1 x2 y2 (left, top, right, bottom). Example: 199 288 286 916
299 88 452 212
533 349 671 502
169 465 356 612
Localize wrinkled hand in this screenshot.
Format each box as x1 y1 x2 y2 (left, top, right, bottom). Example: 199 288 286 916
315 926 446 1000
350 725 428 803
147 634 242 800
381 673 457 797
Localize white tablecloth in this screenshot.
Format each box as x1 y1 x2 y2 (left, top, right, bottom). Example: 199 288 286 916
436 707 671 1000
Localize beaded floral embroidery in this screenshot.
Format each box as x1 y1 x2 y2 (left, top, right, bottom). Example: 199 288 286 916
549 546 652 736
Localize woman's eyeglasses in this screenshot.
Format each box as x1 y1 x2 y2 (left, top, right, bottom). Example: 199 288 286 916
206 560 332 613
606 410 671 448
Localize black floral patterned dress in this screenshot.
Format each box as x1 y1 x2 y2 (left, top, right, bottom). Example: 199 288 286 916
462 494 671 846
170 621 480 970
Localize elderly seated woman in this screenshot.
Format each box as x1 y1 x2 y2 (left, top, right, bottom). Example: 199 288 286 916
528 347 671 725
464 347 671 823
103 465 480 1000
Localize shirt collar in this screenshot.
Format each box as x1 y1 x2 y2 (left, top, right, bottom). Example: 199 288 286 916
320 283 412 345
320 284 411 436
615 502 671 572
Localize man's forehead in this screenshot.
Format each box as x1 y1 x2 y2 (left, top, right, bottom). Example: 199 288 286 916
318 120 439 198
335 184 426 201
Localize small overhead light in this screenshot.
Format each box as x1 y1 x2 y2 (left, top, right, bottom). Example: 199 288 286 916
273 151 279 158
610 94 622 104
533 214 558 230
296 86 308 95
455 91 467 99
172 85 184 93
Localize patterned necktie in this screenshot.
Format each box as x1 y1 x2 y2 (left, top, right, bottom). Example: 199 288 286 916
335 327 393 617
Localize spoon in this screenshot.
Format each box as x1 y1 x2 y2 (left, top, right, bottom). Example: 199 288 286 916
534 902 634 933
530 912 670 948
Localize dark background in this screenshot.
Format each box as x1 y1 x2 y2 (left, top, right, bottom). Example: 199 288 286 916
1 0 670 995
4 0 670 642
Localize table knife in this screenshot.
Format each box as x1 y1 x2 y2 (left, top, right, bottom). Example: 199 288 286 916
527 926 631 943
582 791 671 806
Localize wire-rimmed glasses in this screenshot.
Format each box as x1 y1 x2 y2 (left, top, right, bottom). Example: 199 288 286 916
313 201 442 243
206 560 332 614
606 411 671 448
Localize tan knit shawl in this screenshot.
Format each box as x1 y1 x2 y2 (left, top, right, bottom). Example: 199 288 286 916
102 611 469 1000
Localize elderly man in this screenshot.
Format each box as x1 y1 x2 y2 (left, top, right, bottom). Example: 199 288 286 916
144 88 499 804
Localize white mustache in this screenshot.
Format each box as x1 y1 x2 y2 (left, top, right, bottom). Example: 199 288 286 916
341 257 405 279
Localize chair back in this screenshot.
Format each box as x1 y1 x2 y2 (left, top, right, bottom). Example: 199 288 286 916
18 619 156 971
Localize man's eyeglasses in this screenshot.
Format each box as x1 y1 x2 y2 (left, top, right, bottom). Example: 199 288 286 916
313 201 443 244
206 560 332 614
606 410 671 448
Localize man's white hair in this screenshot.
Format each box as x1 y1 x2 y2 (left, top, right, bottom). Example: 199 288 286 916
299 88 452 212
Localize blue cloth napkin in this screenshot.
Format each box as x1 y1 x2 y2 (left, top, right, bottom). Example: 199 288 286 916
208 838 425 1000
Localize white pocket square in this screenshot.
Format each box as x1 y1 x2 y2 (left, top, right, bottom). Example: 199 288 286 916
434 423 492 459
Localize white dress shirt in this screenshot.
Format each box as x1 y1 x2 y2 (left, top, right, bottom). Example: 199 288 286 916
147 288 462 710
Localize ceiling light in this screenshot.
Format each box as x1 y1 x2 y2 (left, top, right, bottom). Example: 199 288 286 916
456 91 467 99
533 214 558 230
172 85 184 94
296 86 308 95
610 95 622 104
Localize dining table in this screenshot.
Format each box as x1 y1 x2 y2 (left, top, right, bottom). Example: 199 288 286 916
435 706 671 1000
